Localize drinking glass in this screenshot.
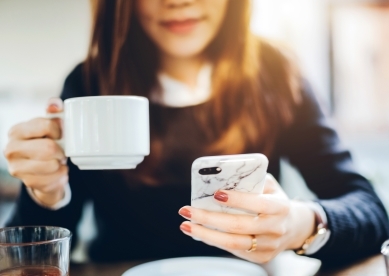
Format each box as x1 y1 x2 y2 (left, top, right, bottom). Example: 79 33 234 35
381 240 389 276
0 226 72 276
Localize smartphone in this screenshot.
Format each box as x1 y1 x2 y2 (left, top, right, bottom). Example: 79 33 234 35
191 153 268 215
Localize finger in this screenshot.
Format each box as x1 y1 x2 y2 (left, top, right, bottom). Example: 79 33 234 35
46 97 64 113
262 174 285 195
46 98 64 138
213 190 289 215
179 206 286 235
180 222 282 264
8 118 61 140
8 159 62 177
180 221 252 251
180 221 282 254
5 139 65 161
23 165 68 192
263 175 277 194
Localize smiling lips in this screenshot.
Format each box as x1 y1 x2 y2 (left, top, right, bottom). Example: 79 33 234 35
161 18 204 35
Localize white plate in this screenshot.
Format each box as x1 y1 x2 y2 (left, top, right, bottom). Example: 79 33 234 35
122 257 267 276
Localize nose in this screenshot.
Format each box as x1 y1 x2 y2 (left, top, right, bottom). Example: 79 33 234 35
163 0 195 9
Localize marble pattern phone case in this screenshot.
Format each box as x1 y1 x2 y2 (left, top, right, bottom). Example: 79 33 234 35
191 154 268 215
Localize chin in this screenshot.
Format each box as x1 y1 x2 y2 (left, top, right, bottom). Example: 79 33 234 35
157 33 210 58
162 42 209 58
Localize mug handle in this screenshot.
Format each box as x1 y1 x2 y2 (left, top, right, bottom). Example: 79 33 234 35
45 112 66 152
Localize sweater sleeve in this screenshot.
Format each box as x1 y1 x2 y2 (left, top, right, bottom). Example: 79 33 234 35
280 81 389 268
6 64 89 248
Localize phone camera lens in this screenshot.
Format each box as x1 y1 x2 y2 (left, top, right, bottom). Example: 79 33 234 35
199 167 222 175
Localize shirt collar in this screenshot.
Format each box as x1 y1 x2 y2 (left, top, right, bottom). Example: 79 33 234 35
150 63 212 107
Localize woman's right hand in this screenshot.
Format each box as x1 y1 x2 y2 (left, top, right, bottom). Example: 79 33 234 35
3 98 69 206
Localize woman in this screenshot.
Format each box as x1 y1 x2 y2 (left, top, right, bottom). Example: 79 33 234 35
4 0 389 268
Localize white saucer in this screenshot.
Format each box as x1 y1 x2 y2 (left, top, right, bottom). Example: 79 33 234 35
122 257 267 276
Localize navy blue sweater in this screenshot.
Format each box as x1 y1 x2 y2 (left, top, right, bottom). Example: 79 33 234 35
8 64 389 269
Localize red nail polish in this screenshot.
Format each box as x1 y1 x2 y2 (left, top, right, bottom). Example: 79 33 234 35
49 103 59 108
180 224 191 233
214 191 228 202
179 208 191 219
47 104 59 113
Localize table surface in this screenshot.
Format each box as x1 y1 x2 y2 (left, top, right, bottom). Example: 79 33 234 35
70 252 386 276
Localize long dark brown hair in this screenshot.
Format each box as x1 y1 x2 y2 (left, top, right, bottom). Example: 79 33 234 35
85 0 301 163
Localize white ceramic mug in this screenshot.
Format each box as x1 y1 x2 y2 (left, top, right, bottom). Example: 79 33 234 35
46 96 149 170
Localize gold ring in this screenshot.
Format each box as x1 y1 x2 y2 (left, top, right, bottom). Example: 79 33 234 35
246 235 257 253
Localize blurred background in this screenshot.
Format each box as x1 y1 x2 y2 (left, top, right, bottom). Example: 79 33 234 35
0 0 388 262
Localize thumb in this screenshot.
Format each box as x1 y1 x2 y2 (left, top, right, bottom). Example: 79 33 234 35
263 173 283 194
46 97 64 113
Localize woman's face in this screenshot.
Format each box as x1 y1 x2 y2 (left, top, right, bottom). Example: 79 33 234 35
136 0 229 58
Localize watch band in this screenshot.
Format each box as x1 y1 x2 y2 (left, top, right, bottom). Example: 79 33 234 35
295 202 331 255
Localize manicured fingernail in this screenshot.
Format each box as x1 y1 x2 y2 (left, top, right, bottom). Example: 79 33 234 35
47 98 63 113
47 103 60 113
179 208 191 219
214 191 228 202
180 223 191 233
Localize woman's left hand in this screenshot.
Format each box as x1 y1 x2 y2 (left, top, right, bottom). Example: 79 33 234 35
178 174 316 264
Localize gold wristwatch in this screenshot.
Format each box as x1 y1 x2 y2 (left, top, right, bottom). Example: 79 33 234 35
295 202 330 255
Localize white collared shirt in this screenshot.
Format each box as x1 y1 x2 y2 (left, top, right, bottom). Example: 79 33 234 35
151 63 212 107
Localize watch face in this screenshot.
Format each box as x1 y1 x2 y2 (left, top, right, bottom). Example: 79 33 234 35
295 202 331 255
318 228 327 235
305 227 330 255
